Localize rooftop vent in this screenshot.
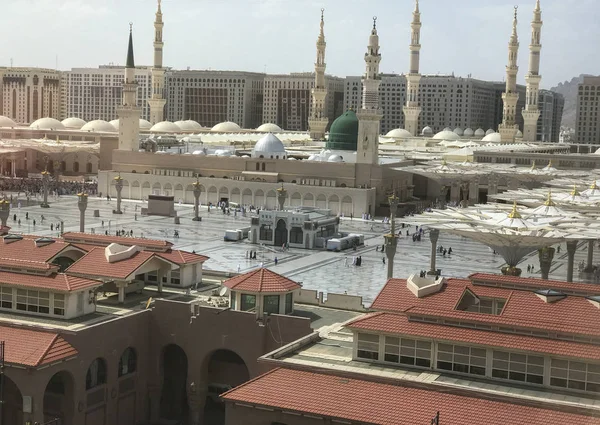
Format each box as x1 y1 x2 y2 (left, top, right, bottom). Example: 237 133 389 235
535 289 566 303
407 274 444 298
35 237 56 248
3 234 23 244
586 295 600 309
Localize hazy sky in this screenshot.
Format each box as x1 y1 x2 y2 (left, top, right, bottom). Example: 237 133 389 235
1 0 597 88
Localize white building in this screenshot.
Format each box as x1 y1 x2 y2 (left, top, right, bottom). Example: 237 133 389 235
0 67 62 124
63 66 152 122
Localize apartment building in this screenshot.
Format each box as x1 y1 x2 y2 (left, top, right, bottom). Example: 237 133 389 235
575 76 600 144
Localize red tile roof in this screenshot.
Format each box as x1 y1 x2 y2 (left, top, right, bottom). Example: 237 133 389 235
0 236 70 262
0 257 59 272
223 268 300 293
0 270 101 292
469 273 600 295
346 312 600 361
0 325 78 367
222 368 599 425
157 249 209 265
66 247 159 280
62 232 173 250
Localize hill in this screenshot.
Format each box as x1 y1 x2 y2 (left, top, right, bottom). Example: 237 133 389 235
550 74 590 129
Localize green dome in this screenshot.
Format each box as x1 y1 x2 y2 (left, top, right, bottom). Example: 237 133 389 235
326 110 358 151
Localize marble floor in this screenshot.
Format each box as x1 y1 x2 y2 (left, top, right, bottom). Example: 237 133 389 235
6 193 599 306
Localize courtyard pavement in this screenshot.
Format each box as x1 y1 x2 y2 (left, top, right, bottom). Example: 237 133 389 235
6 194 599 306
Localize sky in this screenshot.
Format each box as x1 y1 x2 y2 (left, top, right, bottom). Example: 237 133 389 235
0 0 597 89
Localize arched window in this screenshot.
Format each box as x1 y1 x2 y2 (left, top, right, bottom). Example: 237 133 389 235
86 358 107 390
256 163 260 171
118 348 137 377
86 162 92 173
73 162 79 173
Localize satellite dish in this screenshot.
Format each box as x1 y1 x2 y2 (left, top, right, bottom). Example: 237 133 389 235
219 286 229 297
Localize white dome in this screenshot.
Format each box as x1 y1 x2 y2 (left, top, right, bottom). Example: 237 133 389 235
150 121 181 133
257 123 283 133
192 150 206 156
253 133 286 158
288 157 297 161
139 119 152 131
0 116 17 127
385 128 412 139
211 121 241 132
482 132 502 142
61 117 86 129
474 128 485 137
464 128 474 137
516 130 523 138
327 154 344 163
443 127 452 132
81 120 116 133
453 127 464 136
308 154 319 161
433 130 460 141
175 120 202 131
109 119 120 128
30 117 64 130
485 129 495 136
215 149 230 157
422 126 433 136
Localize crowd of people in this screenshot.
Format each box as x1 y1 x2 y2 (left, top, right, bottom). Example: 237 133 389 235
0 176 98 198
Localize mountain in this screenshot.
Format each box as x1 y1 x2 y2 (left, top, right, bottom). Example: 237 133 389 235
550 74 590 129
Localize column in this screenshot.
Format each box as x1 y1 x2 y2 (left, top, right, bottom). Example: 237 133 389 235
41 170 50 208
384 195 399 280
114 174 124 214
538 246 555 280
78 193 88 233
0 199 9 227
117 281 126 304
586 240 595 272
157 269 164 294
193 179 201 221
566 240 577 283
428 229 440 275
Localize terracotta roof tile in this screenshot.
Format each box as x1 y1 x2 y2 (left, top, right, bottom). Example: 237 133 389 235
0 270 101 292
0 325 78 367
346 312 600 361
223 268 300 293
66 247 158 280
157 249 209 265
0 236 70 262
469 273 600 295
62 232 173 250
0 257 59 272
222 368 599 425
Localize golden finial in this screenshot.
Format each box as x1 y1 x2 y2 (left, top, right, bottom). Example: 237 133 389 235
530 160 536 170
591 180 598 190
570 185 580 197
544 189 555 207
547 159 553 168
113 172 122 181
441 159 448 166
507 201 522 219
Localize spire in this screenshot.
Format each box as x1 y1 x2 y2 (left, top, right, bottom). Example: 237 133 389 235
544 189 555 207
317 8 325 45
372 16 377 31
510 6 518 44
126 23 135 69
308 8 328 140
414 0 419 13
507 201 522 219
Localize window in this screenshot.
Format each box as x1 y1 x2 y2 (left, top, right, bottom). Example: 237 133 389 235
118 347 137 377
285 293 293 314
16 289 50 314
0 286 12 309
492 351 544 384
357 333 379 360
170 269 181 285
550 359 600 393
86 358 107 390
54 294 65 316
263 295 280 315
240 294 256 311
437 343 486 376
385 337 431 367
259 225 272 241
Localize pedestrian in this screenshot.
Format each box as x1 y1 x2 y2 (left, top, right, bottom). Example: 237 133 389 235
376 245 379 252
448 247 452 255
25 212 28 220
102 220 104 227
33 219 36 226
344 257 348 267
382 257 386 265
50 223 54 231
274 257 278 265
13 214 16 222
237 264 241 273
17 219 20 226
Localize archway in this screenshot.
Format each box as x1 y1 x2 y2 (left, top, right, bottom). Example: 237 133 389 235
242 188 252 205
230 188 241 204
207 186 218 205
174 184 184 203
341 195 353 216
254 189 264 208
141 182 151 199
303 193 314 207
1 375 23 425
117 348 137 425
159 344 189 422
266 190 277 210
290 192 301 207
203 349 250 425
43 371 75 425
328 194 340 215
152 182 161 196
163 183 173 196
274 219 288 247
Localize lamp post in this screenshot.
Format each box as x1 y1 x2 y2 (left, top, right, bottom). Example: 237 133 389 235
0 199 9 229
192 178 202 221
78 192 88 233
276 183 288 211
113 173 123 214
384 193 399 280
40 168 50 208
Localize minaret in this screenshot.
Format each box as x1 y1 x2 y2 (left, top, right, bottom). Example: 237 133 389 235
498 6 520 143
522 0 543 142
117 24 141 151
356 17 383 165
308 9 328 141
148 0 166 124
403 0 422 136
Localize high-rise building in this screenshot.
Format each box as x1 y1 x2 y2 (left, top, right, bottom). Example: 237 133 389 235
356 18 382 165
537 89 564 142
0 67 62 124
263 73 343 132
522 0 543 142
575 76 600 144
165 70 265 129
403 0 422 136
499 6 521 142
148 0 167 124
63 66 152 122
308 9 329 140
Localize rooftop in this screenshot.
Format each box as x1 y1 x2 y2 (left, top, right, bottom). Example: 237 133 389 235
223 268 301 293
0 269 102 292
223 368 600 425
